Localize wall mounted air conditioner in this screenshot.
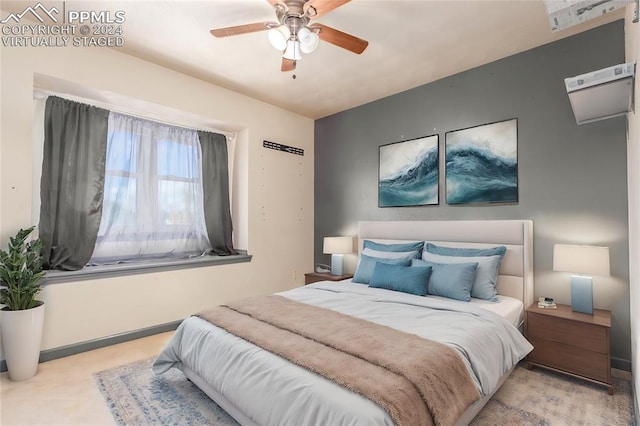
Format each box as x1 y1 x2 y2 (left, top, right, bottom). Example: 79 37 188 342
564 63 635 125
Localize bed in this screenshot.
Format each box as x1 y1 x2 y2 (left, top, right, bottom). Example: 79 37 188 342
153 219 535 425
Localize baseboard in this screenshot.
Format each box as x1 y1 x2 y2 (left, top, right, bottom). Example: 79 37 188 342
0 320 181 373
612 356 632 372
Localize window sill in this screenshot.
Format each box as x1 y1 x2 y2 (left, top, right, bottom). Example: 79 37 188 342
42 251 252 285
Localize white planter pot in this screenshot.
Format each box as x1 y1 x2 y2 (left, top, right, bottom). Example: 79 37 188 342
1 302 45 381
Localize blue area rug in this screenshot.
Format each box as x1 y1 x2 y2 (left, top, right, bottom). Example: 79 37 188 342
94 357 238 425
95 358 633 425
471 366 633 426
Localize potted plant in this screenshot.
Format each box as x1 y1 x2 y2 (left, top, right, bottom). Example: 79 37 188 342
0 226 46 381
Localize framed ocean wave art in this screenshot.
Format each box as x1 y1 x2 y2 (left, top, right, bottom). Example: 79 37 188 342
378 134 439 207
445 118 518 205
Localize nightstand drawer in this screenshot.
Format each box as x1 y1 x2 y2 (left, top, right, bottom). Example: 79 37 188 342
528 336 609 383
527 312 608 353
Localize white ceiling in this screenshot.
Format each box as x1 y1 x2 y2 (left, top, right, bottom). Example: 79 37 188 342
2 1 627 118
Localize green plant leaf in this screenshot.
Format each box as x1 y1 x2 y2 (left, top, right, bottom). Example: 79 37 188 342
0 226 44 310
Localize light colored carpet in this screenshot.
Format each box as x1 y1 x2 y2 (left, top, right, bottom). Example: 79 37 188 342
94 358 633 425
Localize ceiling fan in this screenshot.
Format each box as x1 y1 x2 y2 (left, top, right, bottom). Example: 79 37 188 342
210 0 369 72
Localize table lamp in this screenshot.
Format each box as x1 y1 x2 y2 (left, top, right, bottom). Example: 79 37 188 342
323 237 353 276
553 244 610 314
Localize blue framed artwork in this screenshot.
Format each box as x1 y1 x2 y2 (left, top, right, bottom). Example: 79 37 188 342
378 134 439 207
445 118 518 205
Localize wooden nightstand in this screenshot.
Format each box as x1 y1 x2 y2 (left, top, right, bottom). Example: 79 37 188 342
304 272 353 285
525 302 612 394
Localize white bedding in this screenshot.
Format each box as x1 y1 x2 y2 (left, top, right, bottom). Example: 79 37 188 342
154 281 532 425
339 278 525 328
468 295 524 328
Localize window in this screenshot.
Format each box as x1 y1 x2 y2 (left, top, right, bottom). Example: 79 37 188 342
39 96 237 272
90 113 210 264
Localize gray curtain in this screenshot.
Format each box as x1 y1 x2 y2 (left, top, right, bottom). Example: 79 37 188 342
39 96 109 270
198 131 236 255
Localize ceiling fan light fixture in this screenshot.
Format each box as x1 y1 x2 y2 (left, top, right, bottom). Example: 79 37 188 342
283 39 302 60
298 27 319 53
209 0 368 72
268 25 290 51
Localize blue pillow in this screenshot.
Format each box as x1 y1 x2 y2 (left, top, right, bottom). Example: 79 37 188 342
423 252 501 301
425 242 506 259
363 240 424 253
412 259 478 302
369 263 432 296
353 255 412 284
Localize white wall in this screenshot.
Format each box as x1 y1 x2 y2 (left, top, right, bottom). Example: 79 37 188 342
0 43 314 359
626 4 640 419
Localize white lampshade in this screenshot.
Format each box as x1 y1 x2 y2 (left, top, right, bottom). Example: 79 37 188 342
553 244 610 276
283 39 302 60
298 27 319 53
323 237 353 254
268 25 290 51
553 244 609 315
323 236 353 276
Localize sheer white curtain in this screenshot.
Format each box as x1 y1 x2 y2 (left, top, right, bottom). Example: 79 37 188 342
90 112 211 264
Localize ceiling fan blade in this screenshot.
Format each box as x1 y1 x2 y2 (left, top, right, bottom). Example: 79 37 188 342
304 0 350 19
281 58 296 72
314 24 368 54
210 22 272 37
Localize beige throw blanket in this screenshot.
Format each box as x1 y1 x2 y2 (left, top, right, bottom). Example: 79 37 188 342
197 295 479 426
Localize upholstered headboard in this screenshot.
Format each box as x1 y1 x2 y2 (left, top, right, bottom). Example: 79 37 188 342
357 220 534 308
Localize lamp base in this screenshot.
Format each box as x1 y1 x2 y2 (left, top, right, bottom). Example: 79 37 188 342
571 275 593 314
330 254 344 276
